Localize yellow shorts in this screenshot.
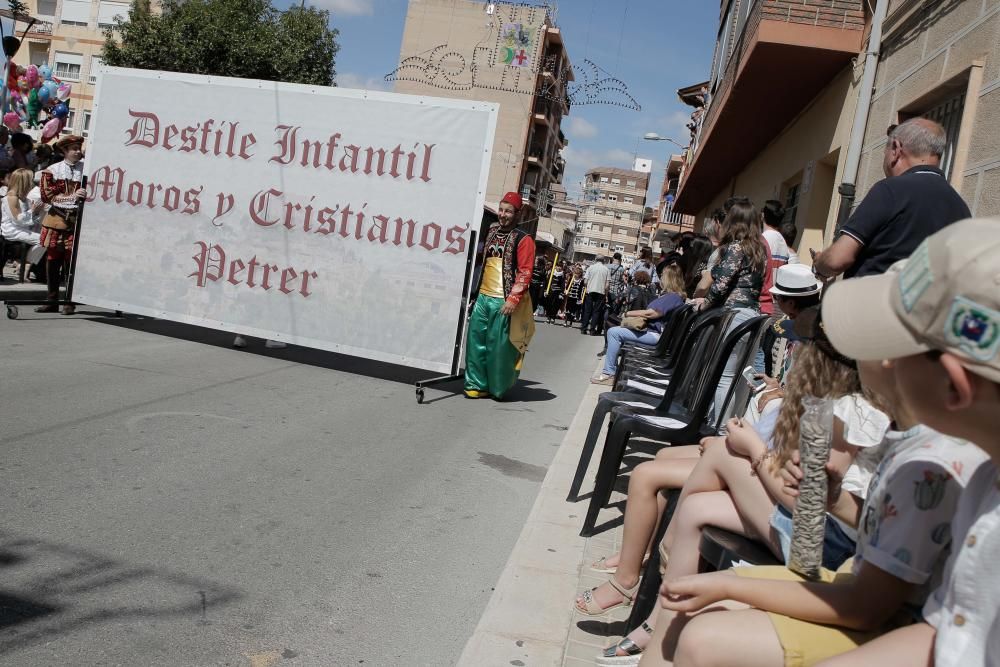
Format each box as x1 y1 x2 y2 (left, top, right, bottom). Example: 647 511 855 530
732 564 878 667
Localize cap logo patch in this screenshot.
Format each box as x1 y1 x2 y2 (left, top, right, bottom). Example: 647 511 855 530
945 296 1000 362
899 242 932 313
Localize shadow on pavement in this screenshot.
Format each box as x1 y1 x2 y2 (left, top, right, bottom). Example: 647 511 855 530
86 314 438 385
0 529 240 656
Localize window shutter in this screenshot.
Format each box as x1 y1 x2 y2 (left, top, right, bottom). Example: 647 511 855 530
60 0 91 24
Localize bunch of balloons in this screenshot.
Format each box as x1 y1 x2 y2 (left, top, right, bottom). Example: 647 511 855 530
4 62 73 143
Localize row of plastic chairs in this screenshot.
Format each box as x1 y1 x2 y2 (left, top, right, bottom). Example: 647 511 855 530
570 304 773 537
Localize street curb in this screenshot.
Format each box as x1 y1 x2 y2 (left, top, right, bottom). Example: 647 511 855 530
457 368 606 666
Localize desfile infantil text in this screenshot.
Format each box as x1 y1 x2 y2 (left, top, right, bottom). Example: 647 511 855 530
86 109 472 298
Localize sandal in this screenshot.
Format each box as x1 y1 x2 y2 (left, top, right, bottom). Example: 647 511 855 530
576 576 639 616
590 555 617 574
595 622 653 666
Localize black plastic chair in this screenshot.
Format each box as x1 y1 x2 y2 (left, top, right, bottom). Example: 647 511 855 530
566 308 726 502
699 526 782 571
580 315 772 536
0 235 31 283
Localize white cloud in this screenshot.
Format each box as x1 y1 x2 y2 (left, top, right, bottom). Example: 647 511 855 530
311 0 374 16
605 148 634 164
566 117 598 140
336 72 390 91
651 110 691 144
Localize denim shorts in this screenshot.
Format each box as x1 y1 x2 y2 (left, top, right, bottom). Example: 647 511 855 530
770 505 857 571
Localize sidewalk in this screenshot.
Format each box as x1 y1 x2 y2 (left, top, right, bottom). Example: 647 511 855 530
458 366 636 666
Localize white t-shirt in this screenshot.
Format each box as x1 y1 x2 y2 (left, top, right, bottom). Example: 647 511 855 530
853 427 989 608
763 228 790 264
924 462 1000 667
833 394 892 541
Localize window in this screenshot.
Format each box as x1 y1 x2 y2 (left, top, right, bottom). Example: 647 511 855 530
599 176 609 183
611 178 621 185
614 212 623 219
607 194 617 202
783 183 800 227
82 111 92 137
54 52 83 81
97 1 127 27
60 0 90 25
624 196 634 204
575 223 584 232
626 180 637 188
614 245 625 253
37 0 57 18
29 49 49 67
920 93 965 179
710 0 737 92
63 110 75 132
89 56 102 83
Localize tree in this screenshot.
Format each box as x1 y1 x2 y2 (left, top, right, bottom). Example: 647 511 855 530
101 0 339 86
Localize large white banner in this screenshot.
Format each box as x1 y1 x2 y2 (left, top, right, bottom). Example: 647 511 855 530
73 68 497 373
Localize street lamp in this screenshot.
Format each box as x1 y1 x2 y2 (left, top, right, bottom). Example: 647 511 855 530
643 132 687 149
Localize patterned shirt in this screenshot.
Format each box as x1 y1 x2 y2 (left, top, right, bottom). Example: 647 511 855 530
608 263 626 300
854 426 989 609
705 241 764 311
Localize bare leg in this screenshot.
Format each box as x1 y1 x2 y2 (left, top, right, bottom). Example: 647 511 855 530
577 453 698 612
815 623 935 667
663 608 783 667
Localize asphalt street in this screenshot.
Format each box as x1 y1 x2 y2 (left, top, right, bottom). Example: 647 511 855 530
0 307 602 666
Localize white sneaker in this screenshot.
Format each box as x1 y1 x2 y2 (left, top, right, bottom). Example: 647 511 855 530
264 339 287 349
232 335 248 348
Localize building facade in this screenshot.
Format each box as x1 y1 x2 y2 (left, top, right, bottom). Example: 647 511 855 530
392 0 572 230
857 0 1000 218
674 0 1000 262
673 0 868 258
21 0 127 138
572 166 649 262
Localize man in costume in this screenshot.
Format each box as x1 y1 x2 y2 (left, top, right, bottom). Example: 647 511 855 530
464 191 536 399
36 134 86 314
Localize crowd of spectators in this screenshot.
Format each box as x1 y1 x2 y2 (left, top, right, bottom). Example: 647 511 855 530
558 116 1000 667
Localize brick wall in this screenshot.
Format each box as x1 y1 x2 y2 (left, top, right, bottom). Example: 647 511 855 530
761 0 866 29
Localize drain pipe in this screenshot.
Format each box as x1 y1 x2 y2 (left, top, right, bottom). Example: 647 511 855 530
834 0 890 236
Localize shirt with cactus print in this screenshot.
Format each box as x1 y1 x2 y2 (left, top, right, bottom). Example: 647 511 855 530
852 425 989 609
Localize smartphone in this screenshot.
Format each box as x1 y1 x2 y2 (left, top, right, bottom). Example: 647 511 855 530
742 366 767 394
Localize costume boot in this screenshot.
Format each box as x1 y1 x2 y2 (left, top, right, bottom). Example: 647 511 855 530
34 259 61 313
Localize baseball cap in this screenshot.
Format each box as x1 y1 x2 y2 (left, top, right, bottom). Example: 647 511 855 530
822 218 1000 383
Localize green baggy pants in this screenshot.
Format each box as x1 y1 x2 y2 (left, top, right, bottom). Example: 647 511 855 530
464 295 521 399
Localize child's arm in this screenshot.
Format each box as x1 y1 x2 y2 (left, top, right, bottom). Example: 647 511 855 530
661 562 913 631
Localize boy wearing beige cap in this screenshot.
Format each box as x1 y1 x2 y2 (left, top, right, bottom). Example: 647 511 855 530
815 217 1000 667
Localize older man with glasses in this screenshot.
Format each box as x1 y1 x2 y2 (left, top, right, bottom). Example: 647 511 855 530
811 117 970 281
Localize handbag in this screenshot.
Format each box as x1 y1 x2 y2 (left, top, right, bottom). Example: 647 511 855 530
620 315 647 331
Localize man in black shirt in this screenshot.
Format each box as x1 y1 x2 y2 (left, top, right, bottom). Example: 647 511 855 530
812 118 970 280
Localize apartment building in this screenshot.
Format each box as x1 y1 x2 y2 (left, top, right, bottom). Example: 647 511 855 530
857 0 1000 218
392 0 572 232
673 0 868 258
674 0 1000 260
572 166 649 263
20 0 125 138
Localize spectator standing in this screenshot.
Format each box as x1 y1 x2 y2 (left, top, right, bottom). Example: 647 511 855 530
694 200 767 421
694 209 725 298
36 135 85 314
10 133 34 171
812 117 970 280
543 262 565 324
606 252 626 315
630 246 659 287
758 200 790 317
580 256 611 335
562 265 585 327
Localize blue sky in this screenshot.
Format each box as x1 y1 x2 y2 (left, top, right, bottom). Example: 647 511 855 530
273 0 720 204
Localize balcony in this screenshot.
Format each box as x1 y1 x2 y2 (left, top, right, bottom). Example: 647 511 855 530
674 0 866 213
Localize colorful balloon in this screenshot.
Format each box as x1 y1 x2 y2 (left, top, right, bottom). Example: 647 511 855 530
56 83 71 101
39 64 52 80
37 85 51 104
17 76 29 93
52 102 69 119
40 117 63 143
43 80 58 98
3 112 21 131
25 64 38 86
26 87 40 127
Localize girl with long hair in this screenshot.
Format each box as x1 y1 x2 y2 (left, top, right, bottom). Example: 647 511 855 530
697 200 768 421
1 168 46 276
